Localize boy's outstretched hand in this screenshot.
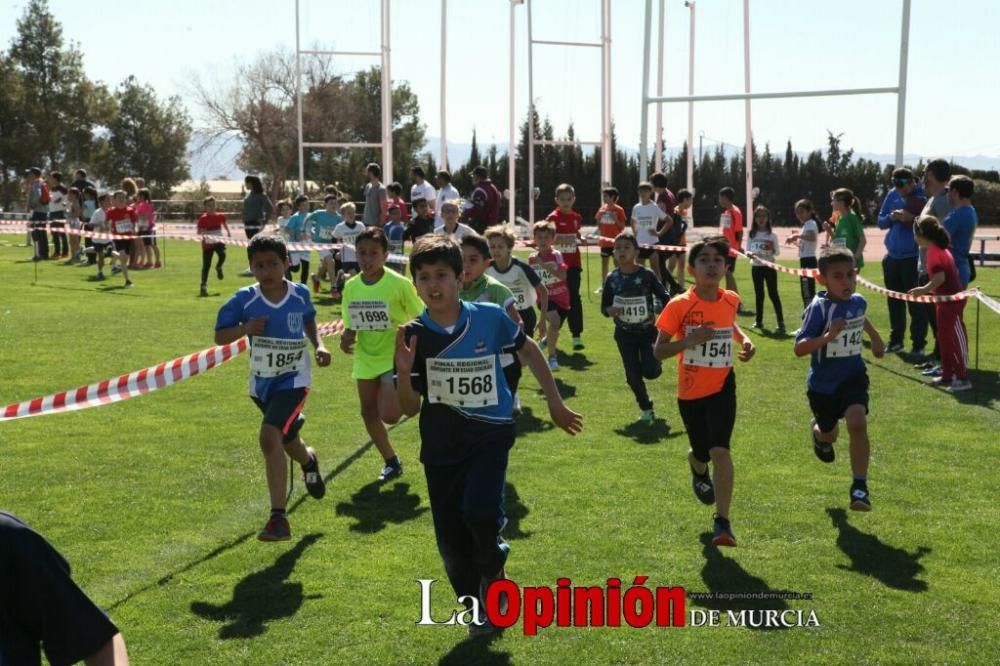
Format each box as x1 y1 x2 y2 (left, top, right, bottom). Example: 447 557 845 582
738 340 755 362
394 326 417 374
549 401 583 436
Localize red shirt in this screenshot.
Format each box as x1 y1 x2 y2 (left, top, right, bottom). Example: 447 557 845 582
719 204 744 247
545 208 582 268
926 244 963 296
387 197 409 222
596 204 627 246
106 206 138 235
198 212 227 248
529 250 570 310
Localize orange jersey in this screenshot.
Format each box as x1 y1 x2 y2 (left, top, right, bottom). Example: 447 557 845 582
596 204 627 245
655 287 741 400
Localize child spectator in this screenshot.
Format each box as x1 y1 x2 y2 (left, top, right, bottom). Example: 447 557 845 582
434 199 475 240
47 171 69 258
717 187 746 311
386 181 410 221
307 194 343 293
284 195 312 285
747 206 785 333
332 202 366 297
630 182 667 280
135 188 161 268
786 199 821 308
384 204 407 274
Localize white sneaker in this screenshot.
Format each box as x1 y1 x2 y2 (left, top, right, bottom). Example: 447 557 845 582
594 287 603 294
948 379 973 393
639 409 655 423
548 356 559 371
513 394 522 415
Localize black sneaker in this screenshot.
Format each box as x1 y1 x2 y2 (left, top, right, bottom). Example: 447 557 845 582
199 285 208 297
850 484 871 512
811 418 835 463
379 459 403 482
216 264 224 280
691 464 715 505
302 447 326 499
712 514 737 547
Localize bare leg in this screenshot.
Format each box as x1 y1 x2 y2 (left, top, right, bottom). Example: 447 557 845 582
709 447 734 519
358 379 397 462
844 404 870 478
260 425 289 510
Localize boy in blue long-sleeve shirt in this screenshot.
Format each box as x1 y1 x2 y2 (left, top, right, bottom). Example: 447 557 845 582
876 167 928 357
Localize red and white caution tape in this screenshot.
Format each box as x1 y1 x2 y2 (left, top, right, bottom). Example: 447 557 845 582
855 276 978 304
975 290 1000 316
1 320 345 422
596 235 687 253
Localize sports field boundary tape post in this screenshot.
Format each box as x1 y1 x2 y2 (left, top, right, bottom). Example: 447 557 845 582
0 320 345 422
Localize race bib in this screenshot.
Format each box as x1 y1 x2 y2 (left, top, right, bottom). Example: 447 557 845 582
720 213 733 230
826 316 864 358
388 240 403 255
250 336 308 377
555 233 578 254
831 237 848 248
347 300 391 331
426 357 499 407
510 286 528 308
749 238 772 254
683 326 734 368
534 264 558 286
636 217 656 233
614 295 649 324
137 219 149 232
116 221 134 234
601 212 617 226
317 227 334 241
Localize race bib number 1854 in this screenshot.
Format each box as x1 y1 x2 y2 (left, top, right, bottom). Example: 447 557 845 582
250 336 307 377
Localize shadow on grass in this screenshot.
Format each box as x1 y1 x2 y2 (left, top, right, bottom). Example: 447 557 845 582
501 483 531 541
754 328 791 341
334 480 428 533
438 633 510 666
827 508 931 592
109 437 378 610
866 359 1000 411
190 533 323 638
513 405 554 435
689 532 792 632
614 417 679 445
558 352 594 372
533 377 576 399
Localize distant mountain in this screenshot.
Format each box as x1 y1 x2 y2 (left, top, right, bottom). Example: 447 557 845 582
186 133 1000 180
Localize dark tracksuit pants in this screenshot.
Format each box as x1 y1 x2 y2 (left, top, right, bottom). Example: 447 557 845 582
30 211 49 259
425 436 512 602
882 255 927 349
614 326 662 411
567 266 583 337
201 244 226 285
799 256 818 307
751 265 785 326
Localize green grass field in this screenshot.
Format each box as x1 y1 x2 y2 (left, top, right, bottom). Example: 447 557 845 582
1 232 998 665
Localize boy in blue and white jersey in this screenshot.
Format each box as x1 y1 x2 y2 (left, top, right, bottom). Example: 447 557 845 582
215 234 332 542
394 235 582 635
307 194 343 293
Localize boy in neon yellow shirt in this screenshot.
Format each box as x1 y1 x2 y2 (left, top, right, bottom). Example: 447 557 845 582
341 227 425 481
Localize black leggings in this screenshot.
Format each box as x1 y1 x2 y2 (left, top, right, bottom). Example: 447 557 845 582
201 245 226 285
751 265 784 326
566 266 583 337
799 256 817 307
286 260 310 284
614 326 662 411
518 306 538 339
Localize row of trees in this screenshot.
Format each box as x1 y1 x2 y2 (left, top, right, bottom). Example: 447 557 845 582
0 0 191 208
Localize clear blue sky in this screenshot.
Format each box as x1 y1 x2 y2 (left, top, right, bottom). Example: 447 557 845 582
3 0 998 166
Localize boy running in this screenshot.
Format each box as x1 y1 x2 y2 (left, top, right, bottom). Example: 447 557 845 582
528 221 570 370
105 190 136 288
594 186 627 288
214 234 330 541
654 236 756 546
603 232 669 423
340 227 425 482
545 184 585 350
395 235 582 635
307 194 343 293
196 196 232 297
795 247 885 511
485 224 548 339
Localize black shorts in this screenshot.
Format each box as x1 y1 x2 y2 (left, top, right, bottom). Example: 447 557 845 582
677 371 736 463
600 246 614 258
143 235 156 247
93 242 112 257
252 387 308 443
341 262 359 274
113 239 132 253
725 255 737 273
807 372 869 434
546 301 569 324
638 247 656 260
519 306 538 339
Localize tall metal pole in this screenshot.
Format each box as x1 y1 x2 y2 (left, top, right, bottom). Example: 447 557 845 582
441 0 448 171
601 0 612 185
381 0 393 183
742 0 753 217
508 0 519 223
639 0 652 181
295 0 305 194
654 0 664 173
527 0 535 223
686 1 696 192
894 0 911 168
